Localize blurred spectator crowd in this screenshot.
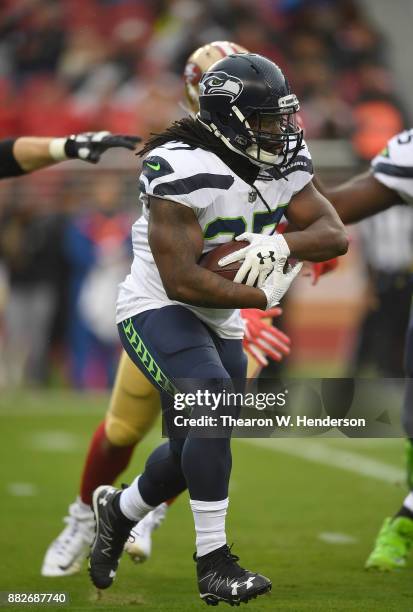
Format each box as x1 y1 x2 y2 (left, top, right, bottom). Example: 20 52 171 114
0 0 408 158
0 0 411 389
0 166 135 389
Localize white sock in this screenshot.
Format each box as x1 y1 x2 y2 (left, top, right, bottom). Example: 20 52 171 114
190 498 228 557
403 492 413 513
119 475 155 522
76 497 92 514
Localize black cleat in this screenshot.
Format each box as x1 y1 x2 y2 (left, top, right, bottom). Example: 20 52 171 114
195 544 272 606
88 485 136 589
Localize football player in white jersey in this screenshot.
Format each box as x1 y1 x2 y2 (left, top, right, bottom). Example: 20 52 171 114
89 53 347 605
40 42 293 579
317 129 413 571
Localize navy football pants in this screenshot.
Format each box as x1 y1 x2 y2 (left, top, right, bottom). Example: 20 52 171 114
118 305 247 503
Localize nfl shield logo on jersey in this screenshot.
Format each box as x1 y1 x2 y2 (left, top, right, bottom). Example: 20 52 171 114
248 190 257 203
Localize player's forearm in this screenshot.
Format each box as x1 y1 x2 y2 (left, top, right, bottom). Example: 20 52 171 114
313 173 395 225
12 137 59 172
307 173 370 225
311 174 361 222
163 265 267 309
149 198 267 308
13 133 140 173
283 218 348 261
325 185 365 225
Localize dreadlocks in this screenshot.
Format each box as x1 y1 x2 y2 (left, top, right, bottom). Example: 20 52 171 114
138 117 261 185
138 117 225 158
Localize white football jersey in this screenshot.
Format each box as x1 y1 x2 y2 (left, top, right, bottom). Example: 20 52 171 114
116 141 313 338
371 129 413 205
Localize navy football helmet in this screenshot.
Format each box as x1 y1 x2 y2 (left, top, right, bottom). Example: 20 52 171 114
197 53 303 169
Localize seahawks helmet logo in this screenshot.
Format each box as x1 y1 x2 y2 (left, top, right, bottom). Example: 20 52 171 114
199 71 243 102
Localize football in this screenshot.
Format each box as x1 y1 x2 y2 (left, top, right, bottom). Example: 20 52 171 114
198 240 249 281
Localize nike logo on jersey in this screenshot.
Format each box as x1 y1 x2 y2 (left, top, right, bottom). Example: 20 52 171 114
146 161 161 171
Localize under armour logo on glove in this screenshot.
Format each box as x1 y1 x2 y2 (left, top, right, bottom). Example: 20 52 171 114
219 232 291 287
257 251 276 265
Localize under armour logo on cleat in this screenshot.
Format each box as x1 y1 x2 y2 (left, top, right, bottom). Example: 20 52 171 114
231 576 255 595
231 581 240 596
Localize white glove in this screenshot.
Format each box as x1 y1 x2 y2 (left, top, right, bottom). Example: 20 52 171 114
260 259 303 309
218 232 291 286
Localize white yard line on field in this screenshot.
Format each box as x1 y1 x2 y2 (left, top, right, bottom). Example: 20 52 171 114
318 532 358 544
7 482 38 496
28 430 81 452
239 438 404 484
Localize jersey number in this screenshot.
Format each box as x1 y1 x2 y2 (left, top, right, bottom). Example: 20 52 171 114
203 207 287 240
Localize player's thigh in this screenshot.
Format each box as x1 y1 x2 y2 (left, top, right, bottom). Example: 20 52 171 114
119 306 247 442
105 350 160 446
119 306 230 388
214 335 247 383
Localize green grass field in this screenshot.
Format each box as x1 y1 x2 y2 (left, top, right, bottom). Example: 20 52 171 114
1 391 413 611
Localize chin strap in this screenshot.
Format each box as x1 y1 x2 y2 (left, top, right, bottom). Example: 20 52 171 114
245 144 278 166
